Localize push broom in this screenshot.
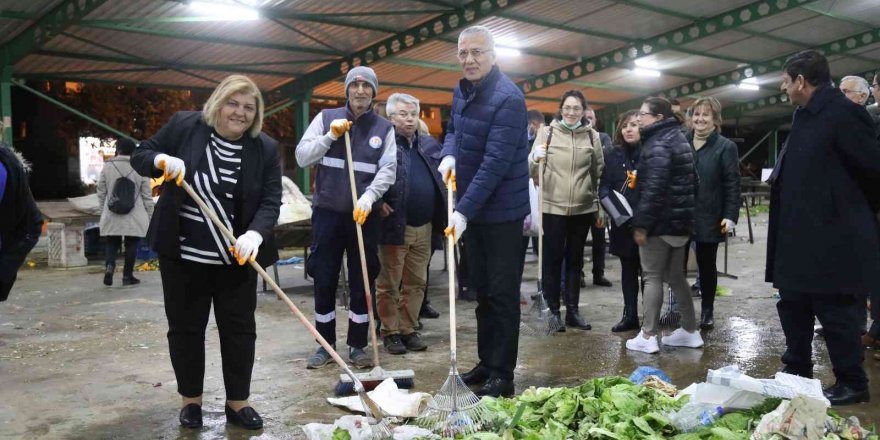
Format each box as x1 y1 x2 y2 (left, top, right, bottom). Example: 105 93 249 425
177 179 392 439
334 130 415 395
415 174 490 436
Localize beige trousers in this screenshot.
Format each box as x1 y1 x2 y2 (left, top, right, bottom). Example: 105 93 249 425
376 223 432 336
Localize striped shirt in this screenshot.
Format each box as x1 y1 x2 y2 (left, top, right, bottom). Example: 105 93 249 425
178 131 242 264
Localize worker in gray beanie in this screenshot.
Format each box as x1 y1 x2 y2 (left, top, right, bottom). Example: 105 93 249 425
295 64 397 369
345 66 379 97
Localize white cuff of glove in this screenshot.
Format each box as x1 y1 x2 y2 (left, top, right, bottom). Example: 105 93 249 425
356 192 377 212
438 155 456 180
722 218 736 231
447 211 468 242
234 230 263 262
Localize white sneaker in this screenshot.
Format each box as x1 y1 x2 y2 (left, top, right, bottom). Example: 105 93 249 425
626 332 660 354
663 328 704 348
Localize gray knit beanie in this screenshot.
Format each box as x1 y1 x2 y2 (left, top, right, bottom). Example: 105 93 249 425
345 66 378 97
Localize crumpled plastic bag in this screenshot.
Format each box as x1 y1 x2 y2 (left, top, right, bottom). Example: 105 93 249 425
825 415 877 440
707 365 829 405
278 176 312 225
327 378 432 418
629 366 672 384
301 416 439 440
750 395 828 440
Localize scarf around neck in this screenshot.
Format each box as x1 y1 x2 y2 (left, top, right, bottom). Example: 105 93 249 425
693 125 714 150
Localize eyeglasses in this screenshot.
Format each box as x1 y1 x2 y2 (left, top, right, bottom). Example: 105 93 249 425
391 111 419 119
841 88 863 95
561 106 583 113
457 48 492 60
638 111 656 117
872 83 880 90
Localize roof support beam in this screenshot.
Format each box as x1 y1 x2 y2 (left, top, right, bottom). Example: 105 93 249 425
1 0 109 65
32 49 297 78
15 73 215 92
518 0 819 95
79 22 341 56
732 69 877 116
620 0 877 65
279 0 527 97
619 29 880 111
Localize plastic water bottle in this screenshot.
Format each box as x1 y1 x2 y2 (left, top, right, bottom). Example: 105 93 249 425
671 403 724 432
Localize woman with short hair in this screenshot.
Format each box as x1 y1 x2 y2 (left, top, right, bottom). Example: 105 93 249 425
686 97 740 329
132 74 281 430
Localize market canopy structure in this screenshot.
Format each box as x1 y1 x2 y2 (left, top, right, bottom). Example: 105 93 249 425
2 0 880 140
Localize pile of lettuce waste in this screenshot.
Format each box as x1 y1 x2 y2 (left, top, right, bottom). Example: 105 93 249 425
404 376 876 440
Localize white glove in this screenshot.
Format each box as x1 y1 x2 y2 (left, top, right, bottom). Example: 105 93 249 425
438 155 456 186
154 154 186 186
721 218 736 234
328 119 352 141
444 211 467 243
531 144 547 162
353 192 377 225
232 230 263 265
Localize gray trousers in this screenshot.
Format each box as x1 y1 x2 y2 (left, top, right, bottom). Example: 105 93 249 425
639 236 697 334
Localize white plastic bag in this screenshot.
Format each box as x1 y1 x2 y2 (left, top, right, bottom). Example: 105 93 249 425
522 179 540 237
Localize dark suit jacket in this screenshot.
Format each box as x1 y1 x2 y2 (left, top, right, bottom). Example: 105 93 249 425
131 111 282 267
766 85 880 294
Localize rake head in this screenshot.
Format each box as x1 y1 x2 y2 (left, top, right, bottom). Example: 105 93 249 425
520 292 563 336
659 286 681 326
414 369 493 437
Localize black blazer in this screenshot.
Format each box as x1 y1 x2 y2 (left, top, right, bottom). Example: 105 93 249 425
131 111 282 267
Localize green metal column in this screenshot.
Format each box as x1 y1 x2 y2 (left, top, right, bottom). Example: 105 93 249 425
1 65 12 147
768 129 778 167
293 89 313 194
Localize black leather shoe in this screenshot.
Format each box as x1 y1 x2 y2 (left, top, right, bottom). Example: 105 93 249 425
611 315 640 333
179 403 202 429
823 383 870 406
103 265 114 286
565 310 592 330
122 275 140 286
420 303 440 319
461 364 491 386
700 308 714 329
225 404 263 430
475 378 514 397
593 276 612 287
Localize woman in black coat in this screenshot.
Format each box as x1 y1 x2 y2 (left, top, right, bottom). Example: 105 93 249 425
625 97 700 354
686 97 740 329
131 75 281 430
599 109 642 332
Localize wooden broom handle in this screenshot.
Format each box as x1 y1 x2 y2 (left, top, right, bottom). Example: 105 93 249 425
180 181 362 383
344 131 382 368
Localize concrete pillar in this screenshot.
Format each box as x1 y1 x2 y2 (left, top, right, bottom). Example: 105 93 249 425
1 65 13 148
293 89 312 194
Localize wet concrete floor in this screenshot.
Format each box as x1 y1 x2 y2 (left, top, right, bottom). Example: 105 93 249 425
0 210 877 439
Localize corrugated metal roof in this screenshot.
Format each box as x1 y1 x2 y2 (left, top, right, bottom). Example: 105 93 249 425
1 0 879 124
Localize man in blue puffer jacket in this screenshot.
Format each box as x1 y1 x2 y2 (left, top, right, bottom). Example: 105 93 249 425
438 25 529 398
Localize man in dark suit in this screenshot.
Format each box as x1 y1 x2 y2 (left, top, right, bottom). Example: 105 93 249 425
768 50 880 405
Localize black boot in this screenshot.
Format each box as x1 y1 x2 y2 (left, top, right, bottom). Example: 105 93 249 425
123 275 141 286
700 307 714 329
103 264 114 286
565 307 592 330
700 287 715 329
611 309 639 332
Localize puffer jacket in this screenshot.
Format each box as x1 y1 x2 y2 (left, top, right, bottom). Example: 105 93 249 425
631 118 696 236
528 119 603 216
440 65 529 224
688 131 740 243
